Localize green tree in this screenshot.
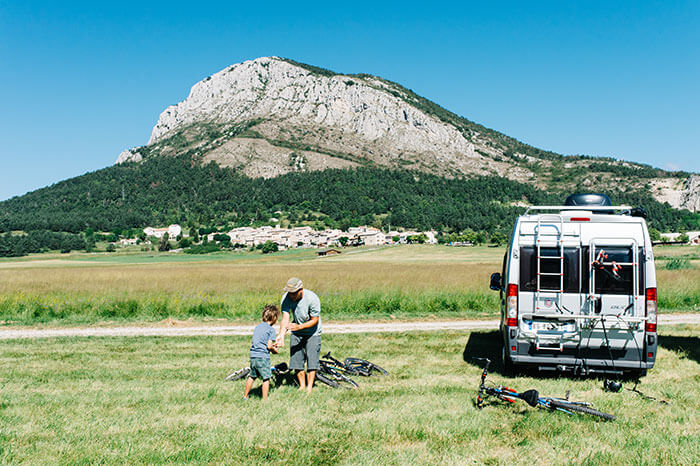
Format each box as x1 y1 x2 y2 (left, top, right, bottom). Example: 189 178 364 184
261 241 278 254
490 231 508 246
678 232 689 243
338 236 349 247
648 228 661 242
158 233 170 252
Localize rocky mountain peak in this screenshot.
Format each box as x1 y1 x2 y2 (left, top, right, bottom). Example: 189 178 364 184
117 57 699 212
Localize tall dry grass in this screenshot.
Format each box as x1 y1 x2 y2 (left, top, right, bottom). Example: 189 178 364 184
0 244 697 325
0 262 501 325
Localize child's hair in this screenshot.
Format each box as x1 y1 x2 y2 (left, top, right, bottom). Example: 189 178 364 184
262 304 279 324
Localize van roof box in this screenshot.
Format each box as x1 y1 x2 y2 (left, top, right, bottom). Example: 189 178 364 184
564 193 611 207
524 193 632 216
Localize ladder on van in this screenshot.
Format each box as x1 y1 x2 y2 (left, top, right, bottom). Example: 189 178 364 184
535 214 565 313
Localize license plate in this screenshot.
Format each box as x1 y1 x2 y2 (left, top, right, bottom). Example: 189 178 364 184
526 320 576 333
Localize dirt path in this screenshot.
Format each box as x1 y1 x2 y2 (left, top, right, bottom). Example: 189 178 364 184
1 314 699 340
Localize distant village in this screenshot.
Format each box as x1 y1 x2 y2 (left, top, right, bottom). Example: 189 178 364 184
130 224 439 250
119 225 700 251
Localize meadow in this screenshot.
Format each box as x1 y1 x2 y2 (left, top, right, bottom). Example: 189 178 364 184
0 245 698 327
1 326 698 463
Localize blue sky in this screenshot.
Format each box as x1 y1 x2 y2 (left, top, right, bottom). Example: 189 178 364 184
1 1 698 201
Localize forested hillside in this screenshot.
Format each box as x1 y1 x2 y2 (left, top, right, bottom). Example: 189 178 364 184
1 154 698 241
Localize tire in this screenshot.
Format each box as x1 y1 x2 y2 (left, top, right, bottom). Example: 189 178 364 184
369 364 388 376
344 358 388 376
225 367 250 381
549 400 616 421
332 371 360 390
502 346 514 375
314 372 340 388
319 365 359 389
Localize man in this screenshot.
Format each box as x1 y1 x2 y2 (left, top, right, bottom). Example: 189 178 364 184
276 277 322 394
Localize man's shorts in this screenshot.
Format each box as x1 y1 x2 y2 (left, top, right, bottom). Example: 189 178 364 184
249 357 272 380
289 333 321 371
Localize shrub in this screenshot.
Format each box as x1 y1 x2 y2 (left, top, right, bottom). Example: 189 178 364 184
665 257 694 270
261 241 278 254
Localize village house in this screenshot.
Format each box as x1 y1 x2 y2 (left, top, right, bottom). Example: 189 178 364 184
143 224 182 239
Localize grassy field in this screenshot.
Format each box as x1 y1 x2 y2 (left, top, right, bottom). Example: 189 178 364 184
0 245 698 327
1 326 698 463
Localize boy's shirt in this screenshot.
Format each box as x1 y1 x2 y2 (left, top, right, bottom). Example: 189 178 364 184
250 322 276 359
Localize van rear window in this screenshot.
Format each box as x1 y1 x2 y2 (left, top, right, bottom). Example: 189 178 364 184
520 247 580 293
582 247 644 295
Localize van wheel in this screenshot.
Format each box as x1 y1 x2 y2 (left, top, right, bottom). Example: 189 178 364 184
502 346 514 375
628 369 647 379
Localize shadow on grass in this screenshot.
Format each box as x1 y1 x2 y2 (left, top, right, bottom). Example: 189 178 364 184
461 330 669 382
659 335 700 365
462 330 507 375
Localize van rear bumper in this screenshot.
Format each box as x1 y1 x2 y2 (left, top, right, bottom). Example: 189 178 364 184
511 354 655 371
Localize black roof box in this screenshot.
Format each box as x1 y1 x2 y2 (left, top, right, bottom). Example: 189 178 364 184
564 193 612 207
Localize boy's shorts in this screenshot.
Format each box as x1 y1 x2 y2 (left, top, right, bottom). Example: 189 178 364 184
289 333 321 371
249 357 272 381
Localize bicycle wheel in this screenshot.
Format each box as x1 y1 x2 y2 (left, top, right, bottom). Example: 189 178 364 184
314 372 340 388
320 360 359 376
368 363 388 376
225 367 250 381
320 365 359 389
549 400 616 421
331 371 360 390
344 358 388 376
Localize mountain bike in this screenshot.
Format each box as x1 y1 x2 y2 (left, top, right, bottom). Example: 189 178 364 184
474 358 616 421
225 362 291 384
225 361 352 389
321 351 389 377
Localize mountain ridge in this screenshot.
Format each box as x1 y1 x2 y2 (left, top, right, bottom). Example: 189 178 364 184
115 56 699 212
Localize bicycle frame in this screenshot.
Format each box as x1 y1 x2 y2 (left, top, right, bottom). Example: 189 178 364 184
474 358 593 415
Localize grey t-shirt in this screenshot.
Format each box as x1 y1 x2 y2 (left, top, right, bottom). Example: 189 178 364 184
281 289 322 336
250 322 276 359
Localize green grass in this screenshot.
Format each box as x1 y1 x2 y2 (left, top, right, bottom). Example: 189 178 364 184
1 327 699 463
0 290 498 326
664 257 695 270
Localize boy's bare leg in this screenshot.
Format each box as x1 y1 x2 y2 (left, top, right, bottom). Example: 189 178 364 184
261 380 270 400
296 370 306 390
306 370 316 394
243 377 254 399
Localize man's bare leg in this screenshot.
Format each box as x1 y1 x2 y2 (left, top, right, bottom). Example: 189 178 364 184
243 377 254 399
261 380 270 400
306 370 316 394
296 370 306 390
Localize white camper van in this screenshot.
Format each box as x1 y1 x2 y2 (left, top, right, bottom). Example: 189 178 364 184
490 194 657 376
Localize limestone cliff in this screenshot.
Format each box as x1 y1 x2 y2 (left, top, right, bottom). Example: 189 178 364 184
116 57 699 211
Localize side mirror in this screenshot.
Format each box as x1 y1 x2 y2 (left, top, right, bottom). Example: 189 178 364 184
489 273 502 291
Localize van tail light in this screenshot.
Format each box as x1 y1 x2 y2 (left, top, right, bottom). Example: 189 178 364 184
645 287 657 333
506 284 518 327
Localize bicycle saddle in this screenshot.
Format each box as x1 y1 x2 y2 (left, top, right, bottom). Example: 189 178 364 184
520 389 540 407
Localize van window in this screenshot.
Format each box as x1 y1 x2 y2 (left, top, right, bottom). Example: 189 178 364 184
582 247 644 295
520 247 580 293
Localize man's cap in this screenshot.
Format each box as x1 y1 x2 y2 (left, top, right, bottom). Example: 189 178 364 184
283 277 303 293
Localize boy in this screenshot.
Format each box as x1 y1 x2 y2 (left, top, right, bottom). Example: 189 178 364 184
243 304 279 400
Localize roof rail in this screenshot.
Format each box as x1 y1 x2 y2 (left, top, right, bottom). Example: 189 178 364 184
523 205 632 215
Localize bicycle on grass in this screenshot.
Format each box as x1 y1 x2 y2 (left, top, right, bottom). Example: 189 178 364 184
474 358 616 421
225 361 358 389
320 351 389 377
